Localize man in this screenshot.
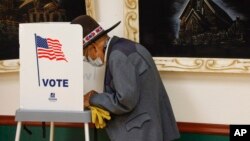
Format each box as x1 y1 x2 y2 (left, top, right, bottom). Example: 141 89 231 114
71 15 180 141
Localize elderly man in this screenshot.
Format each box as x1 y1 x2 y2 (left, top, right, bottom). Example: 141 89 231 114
71 15 180 141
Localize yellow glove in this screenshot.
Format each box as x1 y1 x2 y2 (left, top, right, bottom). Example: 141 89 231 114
90 106 111 128
90 106 111 129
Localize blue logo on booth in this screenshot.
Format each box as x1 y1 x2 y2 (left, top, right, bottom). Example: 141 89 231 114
48 92 57 102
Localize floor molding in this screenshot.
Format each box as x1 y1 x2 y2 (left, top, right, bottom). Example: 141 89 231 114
0 115 229 135
177 122 229 135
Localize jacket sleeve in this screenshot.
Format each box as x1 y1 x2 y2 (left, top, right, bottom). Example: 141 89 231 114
89 51 140 115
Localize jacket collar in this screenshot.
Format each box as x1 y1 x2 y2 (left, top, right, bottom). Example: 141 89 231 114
106 36 120 63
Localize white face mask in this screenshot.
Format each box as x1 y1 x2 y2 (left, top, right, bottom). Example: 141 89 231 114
88 56 104 67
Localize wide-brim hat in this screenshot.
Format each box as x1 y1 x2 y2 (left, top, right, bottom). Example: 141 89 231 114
71 15 121 49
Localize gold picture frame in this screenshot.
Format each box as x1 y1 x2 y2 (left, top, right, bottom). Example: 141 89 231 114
0 0 95 73
123 0 250 73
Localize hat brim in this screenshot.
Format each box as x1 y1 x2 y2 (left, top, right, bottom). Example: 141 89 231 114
83 21 121 48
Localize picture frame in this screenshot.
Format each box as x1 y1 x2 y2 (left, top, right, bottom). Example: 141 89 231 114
123 0 250 73
0 0 95 73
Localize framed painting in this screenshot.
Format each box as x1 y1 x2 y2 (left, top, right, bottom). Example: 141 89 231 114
0 0 95 73
124 0 250 73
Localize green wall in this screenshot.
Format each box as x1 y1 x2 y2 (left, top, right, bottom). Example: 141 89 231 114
178 133 229 141
0 125 229 141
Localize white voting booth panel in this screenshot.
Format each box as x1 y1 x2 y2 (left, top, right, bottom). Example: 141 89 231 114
17 23 91 141
19 23 83 111
83 62 105 93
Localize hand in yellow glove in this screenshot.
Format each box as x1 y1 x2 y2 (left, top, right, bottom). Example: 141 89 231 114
90 106 111 129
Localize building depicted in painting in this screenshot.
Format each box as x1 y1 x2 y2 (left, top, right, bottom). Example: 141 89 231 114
0 0 66 43
178 0 246 47
19 0 66 22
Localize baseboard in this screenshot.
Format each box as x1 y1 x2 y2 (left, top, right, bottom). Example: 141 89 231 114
177 122 229 135
0 115 229 135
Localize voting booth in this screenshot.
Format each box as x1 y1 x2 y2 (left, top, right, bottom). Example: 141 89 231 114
15 23 91 141
19 23 83 111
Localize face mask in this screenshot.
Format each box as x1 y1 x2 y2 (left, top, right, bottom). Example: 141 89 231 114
88 56 104 67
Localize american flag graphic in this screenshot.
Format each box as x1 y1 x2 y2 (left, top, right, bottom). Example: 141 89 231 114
35 35 67 62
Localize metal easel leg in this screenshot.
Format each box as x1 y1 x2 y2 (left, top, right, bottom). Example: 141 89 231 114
15 122 22 141
94 128 98 141
84 123 90 141
49 122 54 141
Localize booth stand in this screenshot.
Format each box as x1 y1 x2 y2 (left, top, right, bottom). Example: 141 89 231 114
14 109 91 141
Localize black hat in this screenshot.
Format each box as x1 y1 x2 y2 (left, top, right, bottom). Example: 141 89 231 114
71 15 121 48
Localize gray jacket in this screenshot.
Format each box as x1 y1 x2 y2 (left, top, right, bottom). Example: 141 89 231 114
90 36 180 141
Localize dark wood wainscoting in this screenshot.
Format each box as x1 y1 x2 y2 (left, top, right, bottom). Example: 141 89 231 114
0 116 229 135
